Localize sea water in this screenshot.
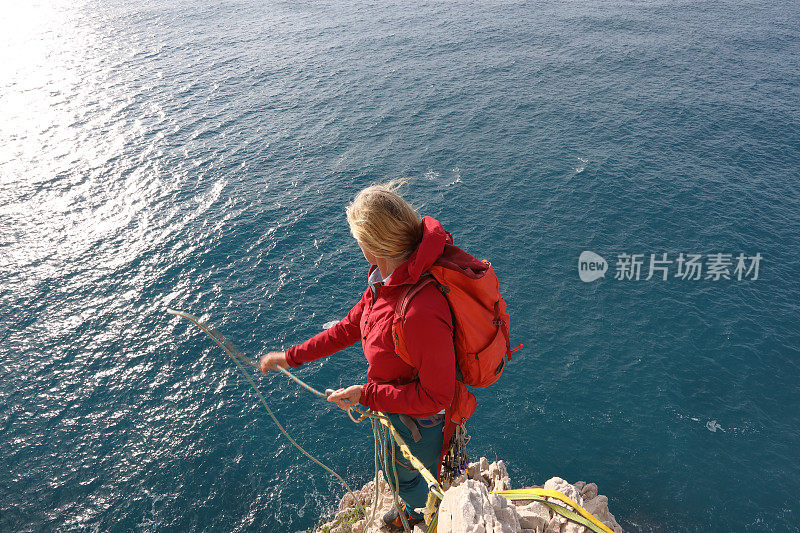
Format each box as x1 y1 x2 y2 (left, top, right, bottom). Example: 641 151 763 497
1 0 798 531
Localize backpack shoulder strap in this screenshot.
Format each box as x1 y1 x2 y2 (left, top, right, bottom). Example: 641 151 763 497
395 274 438 321
392 274 441 369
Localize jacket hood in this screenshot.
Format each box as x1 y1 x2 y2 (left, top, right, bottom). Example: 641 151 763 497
380 216 452 287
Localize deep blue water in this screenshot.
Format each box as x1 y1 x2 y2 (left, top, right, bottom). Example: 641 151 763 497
1 0 799 531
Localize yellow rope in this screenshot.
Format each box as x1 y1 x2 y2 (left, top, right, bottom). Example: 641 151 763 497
374 413 445 500
494 488 615 533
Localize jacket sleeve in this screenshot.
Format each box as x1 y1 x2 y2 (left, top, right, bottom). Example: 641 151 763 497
359 286 455 416
285 296 365 367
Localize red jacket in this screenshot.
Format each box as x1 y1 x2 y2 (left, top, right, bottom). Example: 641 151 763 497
285 216 455 417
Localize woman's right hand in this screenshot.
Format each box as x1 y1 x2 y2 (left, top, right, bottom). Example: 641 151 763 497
260 351 289 374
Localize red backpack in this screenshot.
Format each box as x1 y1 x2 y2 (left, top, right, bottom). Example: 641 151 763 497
391 242 523 423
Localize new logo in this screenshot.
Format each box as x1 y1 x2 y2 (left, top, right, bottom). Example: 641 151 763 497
578 251 607 282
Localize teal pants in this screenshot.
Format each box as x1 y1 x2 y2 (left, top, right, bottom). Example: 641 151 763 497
383 413 444 519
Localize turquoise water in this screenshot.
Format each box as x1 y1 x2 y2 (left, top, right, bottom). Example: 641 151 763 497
1 0 798 531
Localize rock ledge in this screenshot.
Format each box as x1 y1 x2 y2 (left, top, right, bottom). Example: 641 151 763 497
316 458 622 533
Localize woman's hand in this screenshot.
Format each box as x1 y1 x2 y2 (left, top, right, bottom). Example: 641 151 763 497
327 385 363 411
259 351 289 374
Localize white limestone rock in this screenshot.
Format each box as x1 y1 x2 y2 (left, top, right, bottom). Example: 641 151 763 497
467 462 482 481
547 514 563 532
516 501 550 531
438 478 518 533
582 494 623 533
316 458 622 533
543 477 583 508
564 522 586 533
488 460 512 492
581 483 598 501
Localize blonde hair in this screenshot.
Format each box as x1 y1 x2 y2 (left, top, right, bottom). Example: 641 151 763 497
346 179 423 260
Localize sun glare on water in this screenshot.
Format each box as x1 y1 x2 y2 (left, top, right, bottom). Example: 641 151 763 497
0 1 184 295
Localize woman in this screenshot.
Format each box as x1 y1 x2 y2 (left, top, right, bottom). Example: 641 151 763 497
260 181 456 528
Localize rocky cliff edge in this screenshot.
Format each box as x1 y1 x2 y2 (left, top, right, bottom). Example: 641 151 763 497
316 457 622 533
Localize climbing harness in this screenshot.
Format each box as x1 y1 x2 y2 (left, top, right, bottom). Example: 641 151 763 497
168 309 444 533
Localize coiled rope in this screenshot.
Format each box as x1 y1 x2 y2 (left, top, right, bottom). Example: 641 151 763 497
167 309 442 533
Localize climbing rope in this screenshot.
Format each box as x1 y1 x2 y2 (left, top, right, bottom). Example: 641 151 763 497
166 309 357 495
168 309 442 533
493 488 615 533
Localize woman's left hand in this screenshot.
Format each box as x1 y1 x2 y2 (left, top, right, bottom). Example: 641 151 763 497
327 385 363 411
